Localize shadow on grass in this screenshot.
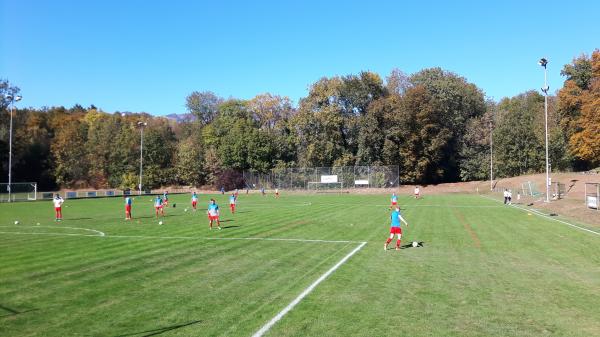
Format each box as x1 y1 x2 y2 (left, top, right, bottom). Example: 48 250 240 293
400 241 425 249
112 319 203 337
221 225 241 229
0 304 38 318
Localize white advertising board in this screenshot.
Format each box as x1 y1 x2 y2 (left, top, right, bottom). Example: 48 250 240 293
587 196 598 209
320 175 338 183
354 180 369 185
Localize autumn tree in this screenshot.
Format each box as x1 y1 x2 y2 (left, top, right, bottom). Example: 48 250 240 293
568 49 600 166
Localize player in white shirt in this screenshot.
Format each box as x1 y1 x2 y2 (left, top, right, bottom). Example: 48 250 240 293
503 189 509 204
53 194 64 221
414 186 420 199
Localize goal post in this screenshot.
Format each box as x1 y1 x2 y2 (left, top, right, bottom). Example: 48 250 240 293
307 182 343 192
0 182 37 202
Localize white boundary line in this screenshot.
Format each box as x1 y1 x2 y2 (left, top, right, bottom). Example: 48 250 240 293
479 195 600 237
251 241 367 337
0 225 105 237
0 229 359 243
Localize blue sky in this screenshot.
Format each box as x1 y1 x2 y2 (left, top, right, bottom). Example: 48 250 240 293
1 0 599 115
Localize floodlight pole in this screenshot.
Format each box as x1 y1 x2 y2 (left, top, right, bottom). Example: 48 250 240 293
539 58 550 203
137 122 147 195
5 94 22 203
490 121 493 191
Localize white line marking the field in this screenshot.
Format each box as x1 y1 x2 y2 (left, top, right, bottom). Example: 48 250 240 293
314 203 503 208
0 229 358 243
107 234 359 244
0 225 105 237
251 241 367 337
479 195 600 237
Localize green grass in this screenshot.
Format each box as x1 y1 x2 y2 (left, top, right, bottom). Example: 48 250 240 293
0 193 599 337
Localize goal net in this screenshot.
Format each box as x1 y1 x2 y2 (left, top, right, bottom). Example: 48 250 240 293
0 182 38 202
307 181 343 192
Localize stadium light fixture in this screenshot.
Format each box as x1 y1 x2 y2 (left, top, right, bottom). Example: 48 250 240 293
137 122 147 195
539 58 550 202
5 94 23 202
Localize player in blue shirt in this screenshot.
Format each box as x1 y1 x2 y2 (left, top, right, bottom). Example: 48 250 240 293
191 192 198 211
207 198 221 230
154 195 165 218
163 191 169 206
124 194 133 220
390 192 398 210
229 193 236 214
385 206 409 251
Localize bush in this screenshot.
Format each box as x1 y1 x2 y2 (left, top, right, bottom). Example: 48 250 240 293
214 169 244 191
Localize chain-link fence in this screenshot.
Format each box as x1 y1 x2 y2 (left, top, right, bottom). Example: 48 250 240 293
243 166 399 190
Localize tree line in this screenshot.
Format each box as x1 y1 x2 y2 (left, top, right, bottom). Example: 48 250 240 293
1 49 598 190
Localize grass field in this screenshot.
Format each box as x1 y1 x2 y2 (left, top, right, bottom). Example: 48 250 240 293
1 192 599 337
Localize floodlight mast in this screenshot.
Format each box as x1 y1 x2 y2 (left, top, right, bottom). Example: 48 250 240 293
539 58 550 203
5 94 22 202
490 120 493 191
137 121 147 195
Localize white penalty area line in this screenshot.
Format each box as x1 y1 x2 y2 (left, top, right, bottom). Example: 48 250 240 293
251 241 367 337
479 195 600 237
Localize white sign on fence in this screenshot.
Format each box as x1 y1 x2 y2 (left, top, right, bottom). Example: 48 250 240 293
320 175 338 183
587 196 598 209
354 180 369 185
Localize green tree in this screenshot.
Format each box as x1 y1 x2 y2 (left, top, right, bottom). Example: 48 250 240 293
185 91 223 125
409 68 487 181
294 77 346 166
493 91 545 177
142 120 177 188
51 118 89 187
383 85 452 183
175 137 204 186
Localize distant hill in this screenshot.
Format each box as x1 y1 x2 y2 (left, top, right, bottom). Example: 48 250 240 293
164 113 196 123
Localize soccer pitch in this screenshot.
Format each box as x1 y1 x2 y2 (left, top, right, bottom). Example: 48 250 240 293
1 193 599 337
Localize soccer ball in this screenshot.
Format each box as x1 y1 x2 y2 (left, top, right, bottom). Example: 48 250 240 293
14 220 19 225
159 221 163 225
184 208 188 212
412 241 418 247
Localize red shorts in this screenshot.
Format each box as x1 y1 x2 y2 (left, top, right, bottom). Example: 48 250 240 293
391 201 397 206
208 215 219 221
192 201 197 207
125 205 131 212
55 207 61 212
390 227 402 234
155 206 163 210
